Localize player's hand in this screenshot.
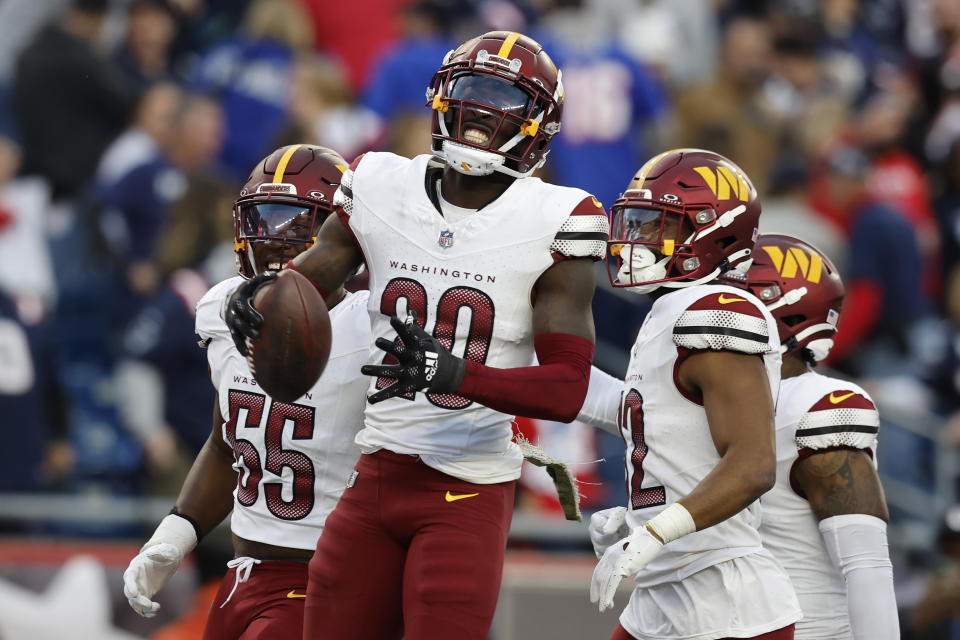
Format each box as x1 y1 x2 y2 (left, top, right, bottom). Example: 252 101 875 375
588 506 629 559
361 312 467 404
224 271 278 356
122 542 185 617
590 525 664 613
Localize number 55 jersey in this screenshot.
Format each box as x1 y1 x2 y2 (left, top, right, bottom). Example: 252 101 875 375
336 151 607 485
195 276 371 550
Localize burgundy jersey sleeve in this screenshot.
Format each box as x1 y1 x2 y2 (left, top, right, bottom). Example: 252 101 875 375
549 196 609 261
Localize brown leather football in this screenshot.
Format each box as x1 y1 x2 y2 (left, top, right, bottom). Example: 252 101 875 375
250 269 331 403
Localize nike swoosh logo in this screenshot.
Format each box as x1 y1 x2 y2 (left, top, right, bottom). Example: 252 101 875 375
829 391 855 404
717 294 747 304
286 591 307 599
445 491 479 502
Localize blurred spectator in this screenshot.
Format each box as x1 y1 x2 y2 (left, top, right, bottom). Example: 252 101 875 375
299 0 408 92
115 174 234 479
0 122 55 310
96 82 183 190
673 15 780 193
285 54 382 160
189 0 312 179
533 0 669 207
362 1 456 125
0 0 70 81
938 140 960 323
763 32 851 165
98 93 224 300
114 0 180 92
12 0 138 200
610 0 719 88
909 506 960 638
0 290 70 495
820 145 933 374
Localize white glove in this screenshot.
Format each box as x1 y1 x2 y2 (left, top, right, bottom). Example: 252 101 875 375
588 507 629 559
123 514 198 617
590 525 663 613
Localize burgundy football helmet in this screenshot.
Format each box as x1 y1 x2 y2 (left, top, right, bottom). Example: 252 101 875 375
607 148 761 293
234 144 346 278
740 233 844 361
426 31 564 178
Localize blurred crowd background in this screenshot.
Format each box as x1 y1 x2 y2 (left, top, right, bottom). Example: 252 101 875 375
1 0 960 637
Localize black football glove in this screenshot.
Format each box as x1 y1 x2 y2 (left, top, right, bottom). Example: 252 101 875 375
360 312 467 404
224 271 278 356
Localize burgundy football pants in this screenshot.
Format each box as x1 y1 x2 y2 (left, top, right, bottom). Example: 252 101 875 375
303 449 516 640
610 623 795 640
203 560 308 640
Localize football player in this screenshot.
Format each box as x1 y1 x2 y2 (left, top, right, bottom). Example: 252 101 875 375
122 145 372 639
225 31 607 640
585 149 801 639
740 234 898 639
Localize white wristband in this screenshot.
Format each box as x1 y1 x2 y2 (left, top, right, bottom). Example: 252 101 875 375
142 514 199 557
645 503 696 544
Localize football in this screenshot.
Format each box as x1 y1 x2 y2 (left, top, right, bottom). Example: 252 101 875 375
249 269 332 403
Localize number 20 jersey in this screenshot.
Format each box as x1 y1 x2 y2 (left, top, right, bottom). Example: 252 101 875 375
336 152 607 484
619 285 787 586
195 277 371 551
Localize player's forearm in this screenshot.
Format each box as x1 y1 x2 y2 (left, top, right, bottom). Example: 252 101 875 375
288 216 361 295
457 333 594 422
820 514 900 639
173 434 237 537
576 366 622 435
678 445 775 531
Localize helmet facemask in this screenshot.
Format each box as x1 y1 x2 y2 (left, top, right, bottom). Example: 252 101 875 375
428 49 562 178
234 197 332 277
608 197 740 293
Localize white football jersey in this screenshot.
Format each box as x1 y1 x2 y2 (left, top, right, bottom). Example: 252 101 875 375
195 277 371 550
336 152 607 484
615 284 800 638
619 284 784 585
760 371 880 640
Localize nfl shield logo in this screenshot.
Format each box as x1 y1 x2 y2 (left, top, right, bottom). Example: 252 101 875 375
438 230 454 249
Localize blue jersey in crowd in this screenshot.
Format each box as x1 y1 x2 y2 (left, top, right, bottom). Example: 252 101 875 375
847 201 932 328
534 37 667 208
122 270 214 454
191 37 293 179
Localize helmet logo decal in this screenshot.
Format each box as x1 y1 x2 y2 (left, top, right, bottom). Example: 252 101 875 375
827 309 840 326
693 165 749 202
660 193 680 203
762 245 823 283
438 229 454 249
307 190 327 200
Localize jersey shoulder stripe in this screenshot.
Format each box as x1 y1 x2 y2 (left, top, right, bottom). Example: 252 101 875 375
795 389 879 451
550 196 609 261
673 291 770 354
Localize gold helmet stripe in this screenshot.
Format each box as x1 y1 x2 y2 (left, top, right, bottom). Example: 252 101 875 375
497 32 520 58
273 144 304 183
